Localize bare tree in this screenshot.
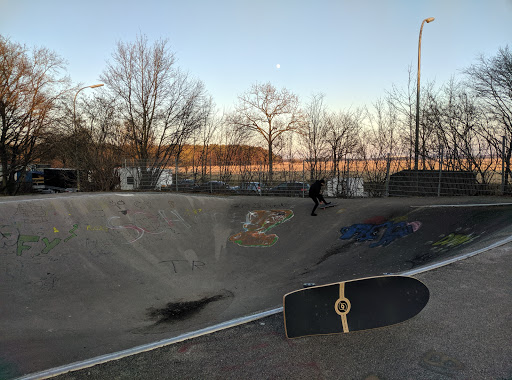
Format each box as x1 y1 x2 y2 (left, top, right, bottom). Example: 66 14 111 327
193 99 218 182
465 46 512 190
100 33 212 189
364 97 398 158
213 119 249 183
78 93 125 190
360 98 399 195
0 36 70 195
386 65 417 167
227 82 304 179
299 93 328 181
423 77 496 178
325 108 363 178
415 80 441 169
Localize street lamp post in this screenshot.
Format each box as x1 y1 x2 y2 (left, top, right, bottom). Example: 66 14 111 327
414 17 435 171
73 84 104 125
73 83 104 191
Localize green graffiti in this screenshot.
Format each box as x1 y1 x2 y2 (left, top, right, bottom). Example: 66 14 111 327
13 224 78 256
41 237 61 254
16 235 39 256
433 233 475 248
64 224 79 242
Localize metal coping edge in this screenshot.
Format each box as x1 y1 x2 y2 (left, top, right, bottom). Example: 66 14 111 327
410 202 512 208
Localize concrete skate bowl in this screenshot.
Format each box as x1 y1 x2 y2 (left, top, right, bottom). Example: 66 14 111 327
1 193 511 378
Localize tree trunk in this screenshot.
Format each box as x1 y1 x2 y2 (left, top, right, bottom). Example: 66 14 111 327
268 143 273 181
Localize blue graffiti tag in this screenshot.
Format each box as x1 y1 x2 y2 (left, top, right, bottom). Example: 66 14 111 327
339 221 420 247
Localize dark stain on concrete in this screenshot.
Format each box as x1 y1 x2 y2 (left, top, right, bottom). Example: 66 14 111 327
147 293 231 324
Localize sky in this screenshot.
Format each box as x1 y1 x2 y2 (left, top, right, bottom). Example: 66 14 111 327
1 0 511 112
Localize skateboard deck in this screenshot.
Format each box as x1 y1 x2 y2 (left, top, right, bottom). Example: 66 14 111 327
283 275 429 338
320 203 337 209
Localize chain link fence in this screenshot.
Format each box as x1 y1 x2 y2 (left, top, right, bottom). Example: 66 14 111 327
116 154 507 198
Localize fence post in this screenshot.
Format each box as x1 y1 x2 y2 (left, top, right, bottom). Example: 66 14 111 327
346 158 350 198
437 144 444 197
258 164 262 196
302 160 305 198
209 158 212 193
175 157 179 192
501 136 506 195
384 154 391 197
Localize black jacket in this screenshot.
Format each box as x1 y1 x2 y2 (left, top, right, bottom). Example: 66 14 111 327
309 180 323 197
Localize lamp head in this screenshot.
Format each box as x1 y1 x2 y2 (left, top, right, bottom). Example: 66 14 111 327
426 17 435 23
90 84 104 88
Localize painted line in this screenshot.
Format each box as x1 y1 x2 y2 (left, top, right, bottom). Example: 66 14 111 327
410 202 512 208
15 307 282 380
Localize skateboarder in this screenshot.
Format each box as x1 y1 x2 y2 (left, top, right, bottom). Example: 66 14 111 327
309 179 330 216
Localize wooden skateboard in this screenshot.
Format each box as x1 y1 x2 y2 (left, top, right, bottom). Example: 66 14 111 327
283 275 429 338
320 203 337 210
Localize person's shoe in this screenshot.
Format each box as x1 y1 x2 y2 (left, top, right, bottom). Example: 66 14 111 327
311 213 317 216
325 202 331 205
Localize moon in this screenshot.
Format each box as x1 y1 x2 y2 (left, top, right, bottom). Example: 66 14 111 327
276 64 280 69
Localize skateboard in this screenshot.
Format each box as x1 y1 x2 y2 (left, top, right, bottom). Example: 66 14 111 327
283 275 429 338
320 203 337 210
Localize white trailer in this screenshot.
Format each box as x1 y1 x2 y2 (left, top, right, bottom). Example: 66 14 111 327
326 177 365 197
118 167 173 191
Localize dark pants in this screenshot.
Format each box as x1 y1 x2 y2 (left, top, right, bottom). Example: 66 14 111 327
310 194 327 214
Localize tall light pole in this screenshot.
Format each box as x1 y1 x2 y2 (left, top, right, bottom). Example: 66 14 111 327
73 83 104 191
414 17 434 171
73 84 104 127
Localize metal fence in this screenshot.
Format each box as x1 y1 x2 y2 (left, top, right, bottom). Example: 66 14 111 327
117 155 507 198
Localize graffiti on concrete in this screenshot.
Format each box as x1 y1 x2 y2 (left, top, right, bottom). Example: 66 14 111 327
409 228 483 267
184 208 203 217
432 233 476 248
64 224 79 242
107 209 191 244
107 211 165 244
427 228 482 254
339 219 422 247
109 199 127 210
1 198 197 257
159 259 206 273
32 272 60 291
13 203 49 224
86 225 109 231
0 225 19 249
16 224 80 256
230 210 293 247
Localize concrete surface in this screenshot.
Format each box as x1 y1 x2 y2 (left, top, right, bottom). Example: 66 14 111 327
53 243 512 380
1 193 511 379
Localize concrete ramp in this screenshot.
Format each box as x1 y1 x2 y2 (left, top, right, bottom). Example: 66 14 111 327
1 193 511 378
